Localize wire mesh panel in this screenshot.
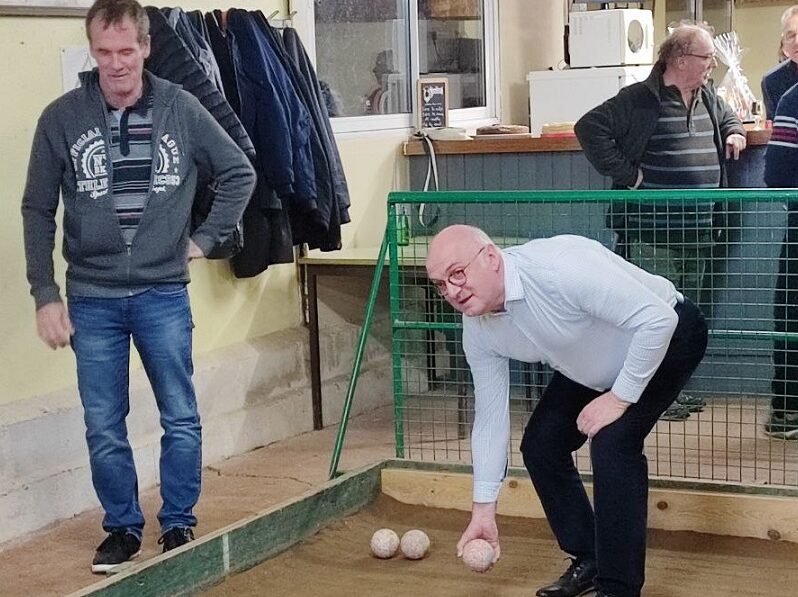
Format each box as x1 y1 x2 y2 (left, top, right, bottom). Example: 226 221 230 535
388 189 798 491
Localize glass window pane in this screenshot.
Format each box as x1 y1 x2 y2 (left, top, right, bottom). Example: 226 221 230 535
665 0 696 22
314 1 411 117
703 0 732 35
703 1 733 84
418 0 486 109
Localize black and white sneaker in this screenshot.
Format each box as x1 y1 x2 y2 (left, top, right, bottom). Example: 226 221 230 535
91 531 141 573
765 411 798 439
158 527 195 553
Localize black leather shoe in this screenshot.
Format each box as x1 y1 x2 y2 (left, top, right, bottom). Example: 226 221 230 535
536 558 597 597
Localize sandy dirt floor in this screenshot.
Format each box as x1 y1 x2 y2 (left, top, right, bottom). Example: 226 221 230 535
202 494 798 597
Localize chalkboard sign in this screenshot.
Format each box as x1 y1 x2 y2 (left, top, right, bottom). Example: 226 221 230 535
417 78 449 129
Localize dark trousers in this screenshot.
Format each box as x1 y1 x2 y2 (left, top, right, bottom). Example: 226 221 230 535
520 299 707 597
772 209 798 412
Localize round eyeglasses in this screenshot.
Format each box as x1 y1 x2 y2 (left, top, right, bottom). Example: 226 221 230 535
429 246 487 296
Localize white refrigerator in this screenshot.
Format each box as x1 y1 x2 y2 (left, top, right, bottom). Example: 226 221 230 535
526 65 652 136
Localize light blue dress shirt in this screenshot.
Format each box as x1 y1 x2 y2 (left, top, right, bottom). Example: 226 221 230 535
462 235 683 502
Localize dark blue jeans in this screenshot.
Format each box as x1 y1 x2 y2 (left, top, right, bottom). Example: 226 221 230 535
520 299 707 597
69 285 202 538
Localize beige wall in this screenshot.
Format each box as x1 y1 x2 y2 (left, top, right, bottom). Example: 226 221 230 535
499 0 565 127
495 0 671 128
336 134 409 248
2 16 100 405
736 5 788 107
496 2 788 128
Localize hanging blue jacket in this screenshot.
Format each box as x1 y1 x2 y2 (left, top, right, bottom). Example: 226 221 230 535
227 9 316 211
283 25 352 247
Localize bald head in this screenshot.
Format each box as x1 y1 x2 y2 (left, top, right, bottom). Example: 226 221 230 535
428 225 491 260
426 225 505 316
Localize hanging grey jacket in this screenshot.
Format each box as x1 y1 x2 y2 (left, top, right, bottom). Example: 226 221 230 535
21 70 255 309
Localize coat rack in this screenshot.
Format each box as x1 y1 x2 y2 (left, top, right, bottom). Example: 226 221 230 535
266 8 298 29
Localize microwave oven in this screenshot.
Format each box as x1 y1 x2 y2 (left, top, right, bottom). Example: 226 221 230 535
569 9 654 68
527 65 652 136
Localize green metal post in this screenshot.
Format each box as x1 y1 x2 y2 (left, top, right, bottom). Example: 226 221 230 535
328 231 390 480
387 203 405 459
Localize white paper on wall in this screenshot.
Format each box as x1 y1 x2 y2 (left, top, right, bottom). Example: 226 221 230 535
61 46 95 92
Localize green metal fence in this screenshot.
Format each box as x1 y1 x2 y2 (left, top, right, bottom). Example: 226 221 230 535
386 189 798 491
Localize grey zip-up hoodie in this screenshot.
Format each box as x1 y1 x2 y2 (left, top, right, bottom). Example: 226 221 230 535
22 70 256 309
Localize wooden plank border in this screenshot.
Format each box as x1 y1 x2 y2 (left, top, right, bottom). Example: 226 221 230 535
67 462 383 597
62 459 798 596
381 466 798 544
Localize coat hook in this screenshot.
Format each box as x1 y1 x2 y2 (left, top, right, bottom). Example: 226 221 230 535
288 10 298 18
267 10 280 20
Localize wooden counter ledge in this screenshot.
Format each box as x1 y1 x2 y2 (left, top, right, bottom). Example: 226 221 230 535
403 126 772 156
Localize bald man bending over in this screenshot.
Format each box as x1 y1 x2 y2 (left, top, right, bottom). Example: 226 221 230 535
426 226 708 597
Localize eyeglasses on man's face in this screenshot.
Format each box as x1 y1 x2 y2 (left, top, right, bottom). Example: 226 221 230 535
685 52 716 62
429 246 487 296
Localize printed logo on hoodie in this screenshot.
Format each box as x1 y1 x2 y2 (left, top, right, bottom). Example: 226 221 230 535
71 127 109 200
153 133 182 194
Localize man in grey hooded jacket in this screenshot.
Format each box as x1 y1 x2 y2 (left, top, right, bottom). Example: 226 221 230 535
21 0 255 573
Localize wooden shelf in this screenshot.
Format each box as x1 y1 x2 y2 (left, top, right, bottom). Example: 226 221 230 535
404 127 772 156
405 135 582 156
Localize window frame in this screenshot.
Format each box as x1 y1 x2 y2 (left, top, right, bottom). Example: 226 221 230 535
290 0 500 134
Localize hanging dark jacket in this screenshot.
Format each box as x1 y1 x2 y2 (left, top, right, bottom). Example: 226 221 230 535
204 10 242 114
227 9 316 209
252 13 340 250
163 7 225 95
203 10 295 277
282 24 352 249
145 6 255 259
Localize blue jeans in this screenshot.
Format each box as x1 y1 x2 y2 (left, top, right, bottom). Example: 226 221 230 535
69 285 202 537
520 299 708 597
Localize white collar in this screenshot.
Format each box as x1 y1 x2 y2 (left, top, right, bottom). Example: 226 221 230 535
502 251 524 307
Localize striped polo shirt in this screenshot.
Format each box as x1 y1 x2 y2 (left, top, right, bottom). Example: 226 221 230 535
106 86 154 247
631 85 720 246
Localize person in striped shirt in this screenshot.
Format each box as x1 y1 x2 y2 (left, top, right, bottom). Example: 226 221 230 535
576 21 745 421
21 0 255 572
764 80 798 439
426 225 707 597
